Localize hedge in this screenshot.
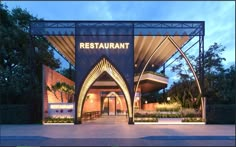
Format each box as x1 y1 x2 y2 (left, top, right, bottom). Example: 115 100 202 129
44 117 74 123
0 104 41 124
206 104 235 124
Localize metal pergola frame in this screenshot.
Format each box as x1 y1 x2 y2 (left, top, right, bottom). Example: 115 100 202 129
30 20 205 83
30 20 204 36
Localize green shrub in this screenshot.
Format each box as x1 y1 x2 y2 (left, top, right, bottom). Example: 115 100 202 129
0 105 34 124
156 102 182 112
44 117 74 123
157 113 181 118
134 117 158 122
206 104 235 124
184 113 195 117
134 112 157 118
181 108 200 118
182 117 204 122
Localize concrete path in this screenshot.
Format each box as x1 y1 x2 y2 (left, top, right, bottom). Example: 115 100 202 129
83 115 128 124
0 117 235 146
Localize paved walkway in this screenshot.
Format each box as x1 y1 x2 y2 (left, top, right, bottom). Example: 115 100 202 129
83 115 128 124
86 116 205 125
0 117 235 146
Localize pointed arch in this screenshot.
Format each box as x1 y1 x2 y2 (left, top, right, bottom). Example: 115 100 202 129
77 58 132 120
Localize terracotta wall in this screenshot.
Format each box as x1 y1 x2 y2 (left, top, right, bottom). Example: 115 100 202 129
82 89 101 112
116 95 127 113
42 65 75 118
143 103 159 111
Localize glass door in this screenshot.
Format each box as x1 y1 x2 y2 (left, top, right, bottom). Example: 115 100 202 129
109 98 116 115
102 97 109 115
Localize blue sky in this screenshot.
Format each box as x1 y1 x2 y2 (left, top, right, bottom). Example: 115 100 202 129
4 1 235 88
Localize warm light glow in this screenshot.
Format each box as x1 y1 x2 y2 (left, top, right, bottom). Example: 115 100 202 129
167 97 171 101
104 98 108 102
86 93 95 103
145 100 148 104
87 93 95 98
50 104 74 109
79 42 130 49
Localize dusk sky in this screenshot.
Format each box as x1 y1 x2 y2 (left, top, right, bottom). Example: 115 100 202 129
3 1 235 88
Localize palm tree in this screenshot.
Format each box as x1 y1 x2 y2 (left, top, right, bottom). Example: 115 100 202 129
47 82 75 103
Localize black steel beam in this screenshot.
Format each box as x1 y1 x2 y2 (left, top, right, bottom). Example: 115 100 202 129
30 21 204 36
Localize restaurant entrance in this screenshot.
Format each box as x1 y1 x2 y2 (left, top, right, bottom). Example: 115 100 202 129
101 91 127 116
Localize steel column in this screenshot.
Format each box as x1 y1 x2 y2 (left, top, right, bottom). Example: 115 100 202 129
199 35 206 120
162 64 166 100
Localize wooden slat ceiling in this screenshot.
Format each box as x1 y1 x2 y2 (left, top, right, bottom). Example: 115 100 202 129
46 35 189 72
134 36 189 72
46 36 75 65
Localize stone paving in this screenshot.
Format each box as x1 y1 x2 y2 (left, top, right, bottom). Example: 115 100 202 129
0 116 235 146
83 115 128 124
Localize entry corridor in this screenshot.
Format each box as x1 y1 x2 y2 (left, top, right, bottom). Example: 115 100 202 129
83 115 128 124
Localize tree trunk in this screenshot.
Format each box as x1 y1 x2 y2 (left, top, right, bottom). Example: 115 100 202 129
61 92 63 103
